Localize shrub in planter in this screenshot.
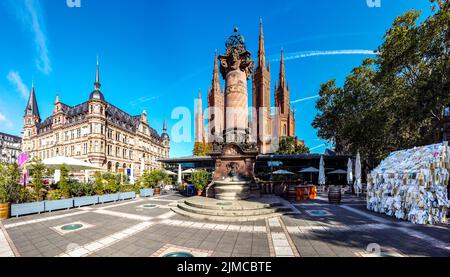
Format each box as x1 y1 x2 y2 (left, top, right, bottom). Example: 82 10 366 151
192 170 210 196
45 190 73 212
0 163 21 219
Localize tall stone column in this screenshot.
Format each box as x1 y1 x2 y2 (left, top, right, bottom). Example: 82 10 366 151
219 28 254 144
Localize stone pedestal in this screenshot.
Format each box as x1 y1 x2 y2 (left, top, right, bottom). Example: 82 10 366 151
214 180 250 201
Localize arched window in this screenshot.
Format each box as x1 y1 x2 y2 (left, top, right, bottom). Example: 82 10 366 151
283 124 287 136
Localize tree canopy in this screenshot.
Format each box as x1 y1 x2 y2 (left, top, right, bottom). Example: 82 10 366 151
313 0 450 167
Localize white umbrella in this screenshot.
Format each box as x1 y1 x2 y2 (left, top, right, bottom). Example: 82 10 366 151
130 163 135 185
163 169 177 176
177 164 182 184
318 156 326 186
347 158 353 185
40 156 103 171
182 168 197 174
272 169 295 175
354 152 362 196
141 158 145 174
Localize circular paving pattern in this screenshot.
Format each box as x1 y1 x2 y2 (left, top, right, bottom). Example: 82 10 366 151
163 252 195 258
61 224 83 231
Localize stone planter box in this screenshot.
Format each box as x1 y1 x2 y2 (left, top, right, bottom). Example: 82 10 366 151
139 188 154 198
119 191 136 201
73 196 99 207
11 202 45 217
45 198 74 212
98 193 119 204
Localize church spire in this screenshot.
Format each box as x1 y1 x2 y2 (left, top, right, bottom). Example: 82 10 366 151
211 52 221 94
258 18 266 69
94 55 101 91
25 80 40 118
279 49 286 89
163 119 167 133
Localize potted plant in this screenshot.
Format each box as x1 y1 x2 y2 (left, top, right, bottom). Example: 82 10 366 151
119 184 136 200
0 163 20 220
139 171 155 197
141 170 170 196
98 172 119 203
191 169 209 197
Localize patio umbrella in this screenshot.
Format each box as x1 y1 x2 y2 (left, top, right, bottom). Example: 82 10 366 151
40 156 103 171
328 169 347 182
141 158 145 174
354 152 362 196
130 163 135 185
318 156 326 186
299 167 319 182
182 168 197 174
163 169 177 176
328 169 347 175
347 158 353 186
177 164 182 184
272 169 295 175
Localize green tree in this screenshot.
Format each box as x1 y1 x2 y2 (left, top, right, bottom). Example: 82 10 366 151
277 137 310 154
58 164 70 197
30 158 47 201
193 142 212 156
312 0 450 166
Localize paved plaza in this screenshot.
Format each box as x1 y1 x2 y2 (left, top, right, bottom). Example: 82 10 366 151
1 193 449 257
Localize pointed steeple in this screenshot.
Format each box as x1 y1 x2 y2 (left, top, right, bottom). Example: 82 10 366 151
211 52 221 94
279 49 286 89
163 119 167 133
258 18 266 69
94 55 101 91
25 80 40 118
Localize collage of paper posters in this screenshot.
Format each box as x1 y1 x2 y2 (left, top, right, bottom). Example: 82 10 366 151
367 143 450 225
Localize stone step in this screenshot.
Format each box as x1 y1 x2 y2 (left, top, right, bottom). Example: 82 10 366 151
177 202 291 217
170 206 282 222
184 196 283 211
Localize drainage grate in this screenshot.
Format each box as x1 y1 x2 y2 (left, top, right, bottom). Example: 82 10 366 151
61 224 83 231
163 252 195 258
216 202 233 206
143 204 157 208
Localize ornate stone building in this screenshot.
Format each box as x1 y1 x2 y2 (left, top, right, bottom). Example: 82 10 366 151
0 132 21 164
195 20 297 153
21 60 170 177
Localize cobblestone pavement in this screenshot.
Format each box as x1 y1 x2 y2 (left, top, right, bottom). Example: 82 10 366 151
1 193 449 257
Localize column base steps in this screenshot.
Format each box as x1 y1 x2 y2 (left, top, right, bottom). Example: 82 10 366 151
170 196 296 222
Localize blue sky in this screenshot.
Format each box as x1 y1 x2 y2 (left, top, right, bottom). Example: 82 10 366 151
0 0 433 157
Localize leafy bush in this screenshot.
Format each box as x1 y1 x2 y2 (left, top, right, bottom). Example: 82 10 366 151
103 172 119 194
0 163 21 204
47 190 64 201
191 170 210 193
119 184 135 193
141 170 170 188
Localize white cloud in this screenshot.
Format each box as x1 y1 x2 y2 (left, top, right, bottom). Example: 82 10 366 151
272 50 376 62
0 112 13 128
11 0 52 74
7 71 29 100
291 95 319 104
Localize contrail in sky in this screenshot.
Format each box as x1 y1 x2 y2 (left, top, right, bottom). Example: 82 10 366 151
272 49 376 62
